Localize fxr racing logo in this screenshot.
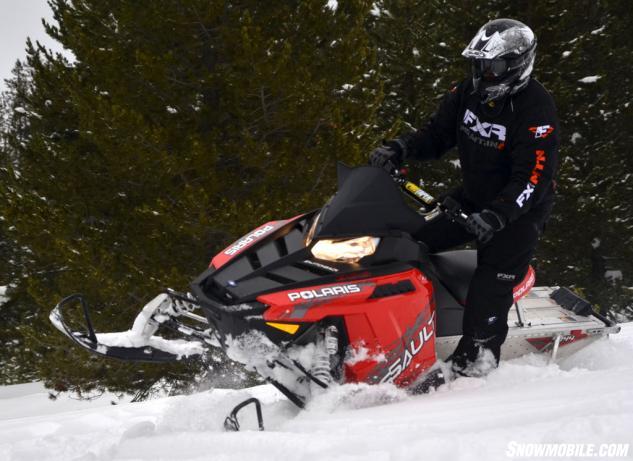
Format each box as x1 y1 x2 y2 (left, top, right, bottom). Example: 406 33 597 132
461 109 507 149
516 149 546 208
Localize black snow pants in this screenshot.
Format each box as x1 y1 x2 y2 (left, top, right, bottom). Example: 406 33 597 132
414 199 553 374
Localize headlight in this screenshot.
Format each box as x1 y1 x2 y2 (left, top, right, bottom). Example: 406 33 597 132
311 236 380 263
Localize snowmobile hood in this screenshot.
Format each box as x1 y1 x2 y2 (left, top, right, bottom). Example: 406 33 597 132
311 165 425 240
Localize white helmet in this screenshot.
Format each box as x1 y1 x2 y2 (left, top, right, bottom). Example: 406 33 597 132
462 18 537 103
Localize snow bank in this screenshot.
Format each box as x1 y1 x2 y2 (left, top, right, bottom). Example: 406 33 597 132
1 323 632 461
0 382 129 420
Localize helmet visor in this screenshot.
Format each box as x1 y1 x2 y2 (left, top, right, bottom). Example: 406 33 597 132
472 58 509 81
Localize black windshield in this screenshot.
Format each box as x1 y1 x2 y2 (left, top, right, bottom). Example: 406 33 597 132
311 164 425 239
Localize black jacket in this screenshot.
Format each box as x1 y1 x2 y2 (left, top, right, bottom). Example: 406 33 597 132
400 78 559 223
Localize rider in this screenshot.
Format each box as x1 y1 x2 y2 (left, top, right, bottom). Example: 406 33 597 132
370 18 559 377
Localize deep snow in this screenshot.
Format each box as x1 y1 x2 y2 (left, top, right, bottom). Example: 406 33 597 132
1 324 632 461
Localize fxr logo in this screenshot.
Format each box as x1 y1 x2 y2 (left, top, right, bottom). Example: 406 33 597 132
530 150 546 185
518 149 546 207
497 272 516 281
463 109 507 141
516 183 535 208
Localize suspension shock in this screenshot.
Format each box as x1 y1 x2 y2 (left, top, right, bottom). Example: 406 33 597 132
310 325 339 389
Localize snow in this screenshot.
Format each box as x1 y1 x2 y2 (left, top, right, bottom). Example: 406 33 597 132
0 382 130 420
578 76 602 83
370 3 381 17
326 0 338 12
562 50 572 58
571 132 582 144
605 270 623 283
97 331 206 358
344 344 386 365
0 286 7 306
1 323 632 461
95 293 206 358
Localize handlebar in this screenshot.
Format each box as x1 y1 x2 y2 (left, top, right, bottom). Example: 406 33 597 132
391 170 470 226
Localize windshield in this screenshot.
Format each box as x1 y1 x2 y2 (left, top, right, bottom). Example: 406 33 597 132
310 164 426 240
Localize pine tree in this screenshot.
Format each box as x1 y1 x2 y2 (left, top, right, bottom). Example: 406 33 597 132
0 0 383 394
0 61 44 384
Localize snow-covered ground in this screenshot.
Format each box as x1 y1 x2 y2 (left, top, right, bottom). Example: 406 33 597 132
1 324 632 461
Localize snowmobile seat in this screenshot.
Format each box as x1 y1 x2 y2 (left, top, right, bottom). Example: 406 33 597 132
430 250 476 305
429 249 536 314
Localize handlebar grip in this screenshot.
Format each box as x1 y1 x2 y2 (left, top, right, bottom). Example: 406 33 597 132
441 197 469 225
442 196 461 213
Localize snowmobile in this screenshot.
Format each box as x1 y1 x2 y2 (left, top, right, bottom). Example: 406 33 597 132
50 165 620 430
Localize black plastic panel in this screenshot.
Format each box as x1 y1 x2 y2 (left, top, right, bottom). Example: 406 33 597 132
229 277 284 298
256 242 280 266
550 287 593 317
269 265 316 283
434 282 464 337
214 257 253 284
284 228 305 252
370 280 415 299
430 250 477 305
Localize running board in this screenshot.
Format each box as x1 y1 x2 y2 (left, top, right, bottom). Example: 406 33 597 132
436 286 620 361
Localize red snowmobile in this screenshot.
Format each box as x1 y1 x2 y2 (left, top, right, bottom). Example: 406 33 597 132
50 165 620 430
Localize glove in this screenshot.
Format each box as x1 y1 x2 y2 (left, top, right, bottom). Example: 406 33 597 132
465 209 506 244
369 139 406 173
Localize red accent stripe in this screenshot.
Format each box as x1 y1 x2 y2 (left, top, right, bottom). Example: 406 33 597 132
513 265 535 302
